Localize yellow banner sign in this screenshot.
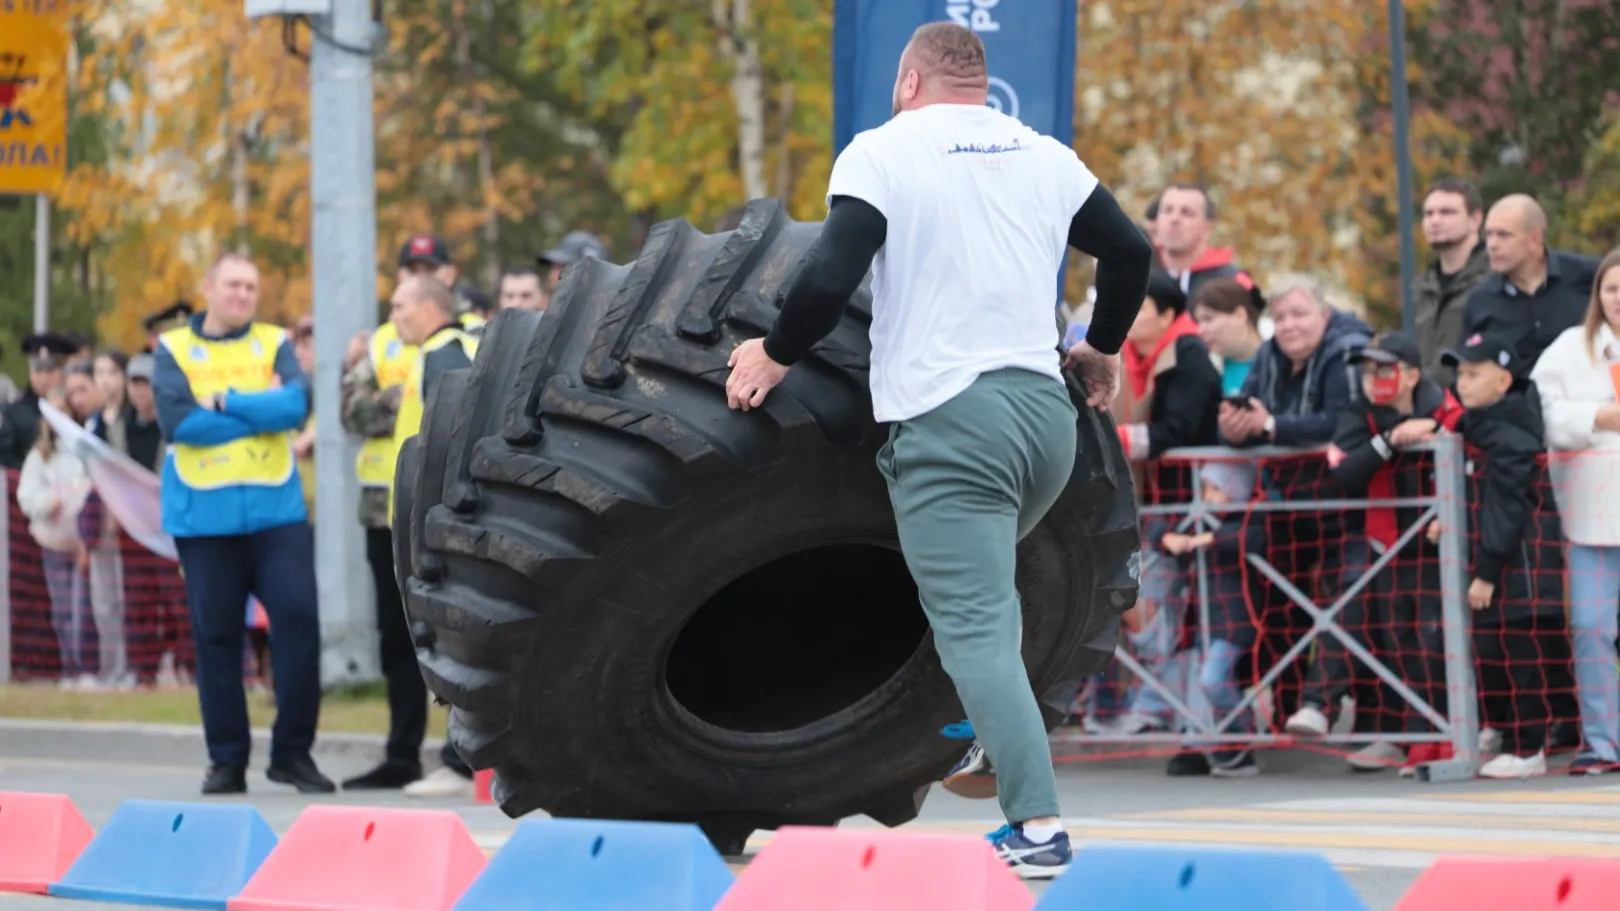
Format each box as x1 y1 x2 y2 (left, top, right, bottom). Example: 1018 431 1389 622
0 1 70 196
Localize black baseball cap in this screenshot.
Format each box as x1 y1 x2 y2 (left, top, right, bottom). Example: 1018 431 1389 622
1350 331 1423 368
538 230 608 267
399 234 452 268
1441 332 1520 375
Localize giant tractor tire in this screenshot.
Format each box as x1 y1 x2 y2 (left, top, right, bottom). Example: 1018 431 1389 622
394 198 1140 853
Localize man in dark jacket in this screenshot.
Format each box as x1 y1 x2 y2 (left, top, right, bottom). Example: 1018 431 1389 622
1441 332 1574 778
1413 178 1490 384
1457 194 1598 371
1294 332 1464 763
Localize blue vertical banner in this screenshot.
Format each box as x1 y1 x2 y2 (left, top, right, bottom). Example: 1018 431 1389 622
832 0 1078 156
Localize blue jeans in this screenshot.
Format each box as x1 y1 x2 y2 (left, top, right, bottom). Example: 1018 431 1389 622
43 548 91 678
1568 544 1620 761
1191 639 1252 748
1129 552 1187 719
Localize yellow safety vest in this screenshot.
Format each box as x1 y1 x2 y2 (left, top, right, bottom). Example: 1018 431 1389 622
355 321 418 489
161 322 297 491
388 327 478 522
459 312 487 333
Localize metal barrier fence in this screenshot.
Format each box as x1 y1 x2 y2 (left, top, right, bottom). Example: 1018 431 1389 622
1051 437 1483 783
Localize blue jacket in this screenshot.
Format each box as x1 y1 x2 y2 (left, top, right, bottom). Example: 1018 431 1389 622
152 314 312 538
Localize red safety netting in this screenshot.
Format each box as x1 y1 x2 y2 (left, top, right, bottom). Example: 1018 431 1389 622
3 468 197 689
1066 443 1594 777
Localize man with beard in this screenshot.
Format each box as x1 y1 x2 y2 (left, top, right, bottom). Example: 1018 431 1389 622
1413 178 1490 384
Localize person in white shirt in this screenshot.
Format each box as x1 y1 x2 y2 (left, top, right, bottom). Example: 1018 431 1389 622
724 21 1152 878
1530 247 1620 775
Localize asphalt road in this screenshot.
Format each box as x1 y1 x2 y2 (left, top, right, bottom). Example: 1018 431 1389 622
3 731 1620 909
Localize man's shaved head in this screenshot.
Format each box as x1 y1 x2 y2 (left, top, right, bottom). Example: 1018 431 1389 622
1492 193 1548 234
892 22 990 115
1484 193 1550 278
397 275 456 314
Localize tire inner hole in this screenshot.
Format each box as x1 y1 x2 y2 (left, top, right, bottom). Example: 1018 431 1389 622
663 543 928 734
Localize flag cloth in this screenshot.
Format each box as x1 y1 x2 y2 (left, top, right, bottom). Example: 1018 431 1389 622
39 400 177 562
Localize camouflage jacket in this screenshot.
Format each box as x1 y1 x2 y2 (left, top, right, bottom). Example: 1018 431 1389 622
340 356 401 529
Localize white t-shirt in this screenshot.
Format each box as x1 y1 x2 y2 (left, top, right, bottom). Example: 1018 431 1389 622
827 103 1099 423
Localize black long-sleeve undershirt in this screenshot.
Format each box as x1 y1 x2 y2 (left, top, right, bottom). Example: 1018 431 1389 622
760 184 1154 366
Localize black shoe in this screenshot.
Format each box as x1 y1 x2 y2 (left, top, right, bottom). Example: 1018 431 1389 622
1210 748 1258 778
342 759 424 790
267 756 337 793
202 763 247 795
1165 752 1211 777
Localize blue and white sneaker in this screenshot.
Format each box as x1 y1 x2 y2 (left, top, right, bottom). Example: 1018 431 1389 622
942 741 998 799
987 824 1072 879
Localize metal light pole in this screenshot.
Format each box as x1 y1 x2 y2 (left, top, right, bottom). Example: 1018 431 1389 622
1389 0 1419 334
307 0 382 686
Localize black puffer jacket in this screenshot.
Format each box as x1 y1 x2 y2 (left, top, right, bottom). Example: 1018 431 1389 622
1458 382 1565 624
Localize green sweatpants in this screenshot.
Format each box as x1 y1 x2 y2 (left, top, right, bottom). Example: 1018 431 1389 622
877 367 1079 824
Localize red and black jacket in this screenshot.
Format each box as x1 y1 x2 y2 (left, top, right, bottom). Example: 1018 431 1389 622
1325 379 1464 553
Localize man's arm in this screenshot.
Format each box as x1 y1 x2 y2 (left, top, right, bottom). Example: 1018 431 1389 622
1067 186 1154 357
761 196 886 366
152 344 259 446
221 336 309 433
341 358 400 438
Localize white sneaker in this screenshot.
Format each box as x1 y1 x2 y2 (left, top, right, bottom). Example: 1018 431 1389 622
1110 712 1168 735
403 766 475 798
1346 741 1405 771
1285 706 1330 737
1479 751 1547 780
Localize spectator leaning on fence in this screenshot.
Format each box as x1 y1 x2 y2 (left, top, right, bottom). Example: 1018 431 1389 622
1461 194 1599 371
1530 248 1620 776
1414 177 1491 384
1442 332 1574 779
1312 332 1463 772
1107 269 1223 739
1219 275 1372 740
152 252 332 796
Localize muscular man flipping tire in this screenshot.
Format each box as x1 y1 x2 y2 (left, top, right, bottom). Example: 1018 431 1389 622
724 22 1152 879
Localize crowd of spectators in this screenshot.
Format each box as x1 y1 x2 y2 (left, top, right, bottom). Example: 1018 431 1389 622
1069 176 1620 783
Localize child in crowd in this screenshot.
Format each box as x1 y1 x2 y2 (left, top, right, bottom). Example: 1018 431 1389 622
1158 458 1264 777
1309 331 1463 771
1440 332 1572 779
16 387 95 688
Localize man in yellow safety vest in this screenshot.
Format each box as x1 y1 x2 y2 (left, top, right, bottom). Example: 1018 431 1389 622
151 252 333 795
385 276 481 798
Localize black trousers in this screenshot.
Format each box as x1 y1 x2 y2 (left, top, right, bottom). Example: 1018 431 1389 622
365 527 470 775
1476 618 1573 756
366 527 427 764
175 522 321 768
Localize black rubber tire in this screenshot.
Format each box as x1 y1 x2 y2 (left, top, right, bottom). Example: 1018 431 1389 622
395 197 1139 840
396 368 470 657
